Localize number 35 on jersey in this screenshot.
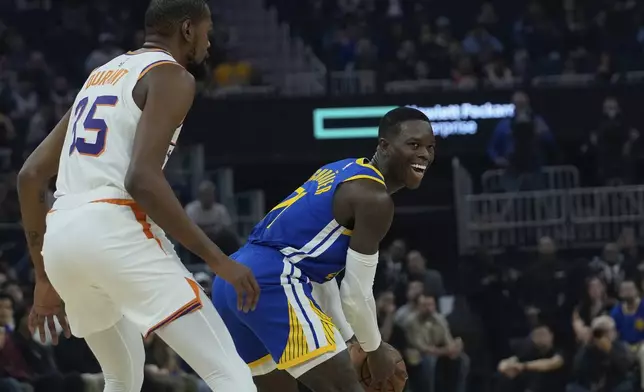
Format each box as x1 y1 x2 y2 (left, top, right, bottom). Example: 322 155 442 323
69 95 118 157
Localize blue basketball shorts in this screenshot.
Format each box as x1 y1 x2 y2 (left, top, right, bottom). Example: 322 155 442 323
212 244 342 376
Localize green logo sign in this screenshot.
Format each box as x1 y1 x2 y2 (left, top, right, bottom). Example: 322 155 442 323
313 106 396 140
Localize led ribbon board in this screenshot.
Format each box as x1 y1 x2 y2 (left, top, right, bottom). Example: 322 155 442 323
313 104 515 140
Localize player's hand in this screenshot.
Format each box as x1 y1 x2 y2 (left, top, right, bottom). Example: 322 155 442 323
30 278 71 345
216 260 260 312
366 342 397 389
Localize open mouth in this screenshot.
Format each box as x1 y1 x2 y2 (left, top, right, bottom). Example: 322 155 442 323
410 163 427 176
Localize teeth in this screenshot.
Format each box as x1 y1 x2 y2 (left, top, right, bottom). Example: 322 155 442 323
411 164 426 171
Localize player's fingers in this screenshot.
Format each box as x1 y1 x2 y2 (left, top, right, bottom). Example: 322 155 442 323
241 279 254 313
234 284 244 311
28 310 37 335
246 275 260 311
37 315 47 343
58 312 71 338
47 315 58 345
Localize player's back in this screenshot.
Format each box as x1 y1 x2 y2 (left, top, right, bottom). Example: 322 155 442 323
240 157 386 283
54 49 181 208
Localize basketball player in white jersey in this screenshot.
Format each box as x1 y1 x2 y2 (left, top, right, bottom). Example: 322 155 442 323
17 0 258 391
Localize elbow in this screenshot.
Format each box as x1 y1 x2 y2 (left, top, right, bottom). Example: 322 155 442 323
124 168 149 199
17 164 44 191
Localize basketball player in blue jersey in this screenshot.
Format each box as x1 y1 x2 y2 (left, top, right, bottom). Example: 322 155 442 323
212 107 435 392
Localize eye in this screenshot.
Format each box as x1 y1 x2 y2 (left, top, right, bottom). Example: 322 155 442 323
409 142 420 149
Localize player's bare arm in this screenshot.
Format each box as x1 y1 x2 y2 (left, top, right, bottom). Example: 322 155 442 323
17 108 72 343
126 64 259 312
334 178 397 388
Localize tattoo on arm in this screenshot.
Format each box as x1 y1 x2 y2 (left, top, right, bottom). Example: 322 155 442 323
38 190 45 204
27 231 42 249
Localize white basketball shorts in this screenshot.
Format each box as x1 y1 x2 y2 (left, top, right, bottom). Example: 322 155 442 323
42 199 203 338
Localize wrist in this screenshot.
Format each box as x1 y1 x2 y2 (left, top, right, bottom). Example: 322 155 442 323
363 339 383 354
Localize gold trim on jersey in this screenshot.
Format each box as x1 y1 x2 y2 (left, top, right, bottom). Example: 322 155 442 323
342 174 386 187
355 158 385 180
248 354 273 368
277 302 337 369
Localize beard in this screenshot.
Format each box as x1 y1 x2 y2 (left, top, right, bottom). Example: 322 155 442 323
185 46 209 79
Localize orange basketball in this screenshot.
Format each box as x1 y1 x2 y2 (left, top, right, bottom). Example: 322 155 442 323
348 342 407 392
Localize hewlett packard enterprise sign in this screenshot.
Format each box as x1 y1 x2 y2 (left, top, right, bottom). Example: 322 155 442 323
313 103 515 140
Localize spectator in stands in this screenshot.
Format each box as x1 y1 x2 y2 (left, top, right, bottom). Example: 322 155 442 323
618 227 642 278
2 281 23 310
567 315 635 392
376 291 396 343
581 97 638 185
572 276 613 344
84 32 122 75
0 293 15 332
375 238 406 292
590 242 625 298
520 236 567 328
49 76 75 120
213 49 254 88
497 323 565 392
25 101 54 152
0 325 33 392
484 54 514 87
184 180 232 236
404 294 469 392
462 24 503 57
0 111 16 170
396 250 445 300
394 280 424 327
610 279 644 389
487 91 554 191
10 74 38 125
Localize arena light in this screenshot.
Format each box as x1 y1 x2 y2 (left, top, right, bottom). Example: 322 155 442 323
313 103 515 140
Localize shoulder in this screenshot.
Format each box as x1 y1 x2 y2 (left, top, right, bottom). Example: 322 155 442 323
142 60 194 93
340 179 392 211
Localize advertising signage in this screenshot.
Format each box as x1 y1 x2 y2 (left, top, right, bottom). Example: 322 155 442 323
313 103 515 140
185 85 644 164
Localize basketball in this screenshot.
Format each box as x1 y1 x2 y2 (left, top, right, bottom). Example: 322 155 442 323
348 342 407 392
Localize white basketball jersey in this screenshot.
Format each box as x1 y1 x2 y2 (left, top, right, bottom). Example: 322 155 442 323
53 49 182 207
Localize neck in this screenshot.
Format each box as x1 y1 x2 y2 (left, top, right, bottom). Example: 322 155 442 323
370 152 403 194
142 37 187 67
624 298 640 310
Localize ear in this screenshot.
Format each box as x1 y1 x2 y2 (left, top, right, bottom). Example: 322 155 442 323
181 19 193 42
377 138 389 153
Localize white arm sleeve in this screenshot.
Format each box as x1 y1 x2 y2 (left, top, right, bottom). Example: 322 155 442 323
340 248 381 352
312 278 355 342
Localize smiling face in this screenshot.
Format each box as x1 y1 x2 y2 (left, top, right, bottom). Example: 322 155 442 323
380 119 435 189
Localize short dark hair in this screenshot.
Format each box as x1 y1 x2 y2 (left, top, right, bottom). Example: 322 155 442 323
0 292 13 308
378 107 430 139
145 0 209 36
620 279 638 289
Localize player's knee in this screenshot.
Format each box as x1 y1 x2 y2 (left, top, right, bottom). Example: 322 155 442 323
103 366 144 392
297 350 363 392
202 365 256 392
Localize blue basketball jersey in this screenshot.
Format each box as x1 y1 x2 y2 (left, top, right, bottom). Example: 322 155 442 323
246 157 385 283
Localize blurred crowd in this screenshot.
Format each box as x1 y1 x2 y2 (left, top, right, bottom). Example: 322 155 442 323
373 231 644 392
274 0 644 86
486 90 644 191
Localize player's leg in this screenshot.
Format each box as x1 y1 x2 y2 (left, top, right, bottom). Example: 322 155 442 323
212 275 300 392
153 287 256 391
253 371 299 392
83 318 145 392
295 351 363 392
